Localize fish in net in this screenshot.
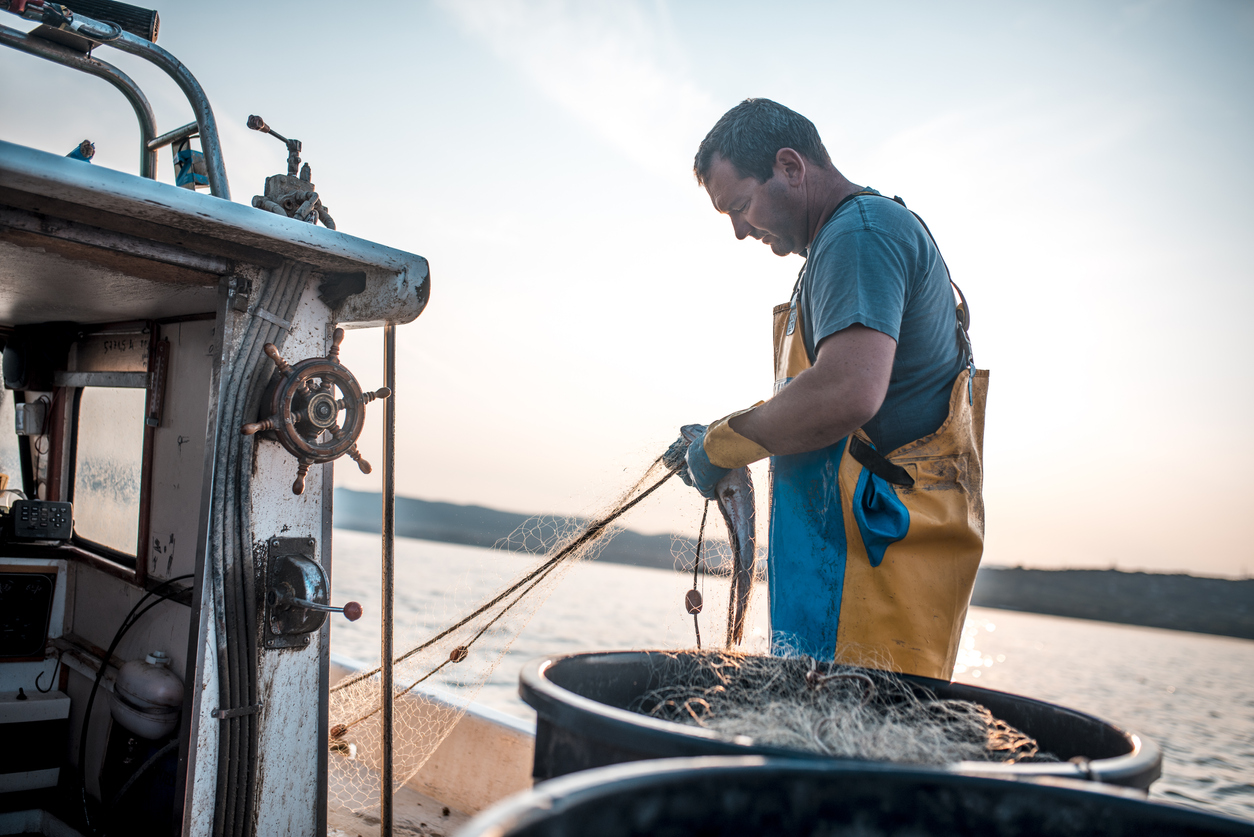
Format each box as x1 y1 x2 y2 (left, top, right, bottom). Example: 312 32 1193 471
629 650 1057 765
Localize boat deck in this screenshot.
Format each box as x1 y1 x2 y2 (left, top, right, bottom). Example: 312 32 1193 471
327 785 469 837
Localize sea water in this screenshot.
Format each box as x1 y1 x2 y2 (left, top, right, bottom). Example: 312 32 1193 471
328 530 1254 822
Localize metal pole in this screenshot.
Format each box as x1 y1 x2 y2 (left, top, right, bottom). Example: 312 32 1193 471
380 323 396 835
147 120 200 151
0 23 158 179
1 7 228 196
106 29 230 199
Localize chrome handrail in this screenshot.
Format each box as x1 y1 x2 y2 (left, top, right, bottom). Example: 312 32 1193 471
0 22 157 179
104 25 230 198
1 4 230 198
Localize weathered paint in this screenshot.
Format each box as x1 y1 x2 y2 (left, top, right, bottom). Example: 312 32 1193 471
248 284 334 836
186 582 220 837
0 140 429 329
147 319 215 582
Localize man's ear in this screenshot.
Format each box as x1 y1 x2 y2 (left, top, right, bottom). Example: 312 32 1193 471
775 148 806 186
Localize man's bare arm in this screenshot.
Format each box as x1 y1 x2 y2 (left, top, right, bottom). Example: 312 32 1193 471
730 324 897 455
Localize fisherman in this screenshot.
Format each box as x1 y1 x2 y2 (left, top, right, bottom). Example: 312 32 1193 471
673 98 988 681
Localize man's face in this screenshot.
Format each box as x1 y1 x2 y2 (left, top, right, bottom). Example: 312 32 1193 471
703 154 806 256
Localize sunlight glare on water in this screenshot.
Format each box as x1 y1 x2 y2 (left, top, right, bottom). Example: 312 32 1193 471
950 609 1254 822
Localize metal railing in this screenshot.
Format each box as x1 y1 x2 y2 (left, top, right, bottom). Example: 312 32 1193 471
1 0 230 198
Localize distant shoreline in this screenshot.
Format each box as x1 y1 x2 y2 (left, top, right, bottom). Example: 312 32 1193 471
333 487 730 572
334 488 1254 641
969 567 1252 641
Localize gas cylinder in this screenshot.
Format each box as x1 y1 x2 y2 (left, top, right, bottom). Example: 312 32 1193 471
109 650 184 739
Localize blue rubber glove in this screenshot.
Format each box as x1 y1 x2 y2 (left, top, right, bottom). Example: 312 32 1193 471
664 425 729 500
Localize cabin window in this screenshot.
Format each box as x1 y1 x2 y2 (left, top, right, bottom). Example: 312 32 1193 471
72 386 146 556
0 394 22 497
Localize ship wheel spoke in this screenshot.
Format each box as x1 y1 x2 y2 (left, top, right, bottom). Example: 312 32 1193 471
240 415 279 436
263 344 293 377
292 460 312 495
346 444 372 475
327 327 345 362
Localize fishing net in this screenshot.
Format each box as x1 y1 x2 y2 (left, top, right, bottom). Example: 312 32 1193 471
629 650 1056 765
328 453 748 813
326 437 1045 826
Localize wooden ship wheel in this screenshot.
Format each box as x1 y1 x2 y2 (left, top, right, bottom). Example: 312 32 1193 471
241 328 389 494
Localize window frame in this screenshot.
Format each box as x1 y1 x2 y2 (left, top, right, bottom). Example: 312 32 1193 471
67 384 146 571
62 320 164 582
0 390 31 500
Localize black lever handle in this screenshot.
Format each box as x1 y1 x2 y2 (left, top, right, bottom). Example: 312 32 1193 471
268 589 362 622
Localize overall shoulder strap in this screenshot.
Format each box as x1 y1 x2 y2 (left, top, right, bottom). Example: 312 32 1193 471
884 194 974 368
794 189 882 302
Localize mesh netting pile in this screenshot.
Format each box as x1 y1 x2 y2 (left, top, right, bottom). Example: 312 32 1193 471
326 444 1040 820
328 455 712 812
629 650 1055 765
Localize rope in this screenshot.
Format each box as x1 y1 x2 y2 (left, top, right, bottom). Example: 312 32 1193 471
691 501 709 649
330 459 682 733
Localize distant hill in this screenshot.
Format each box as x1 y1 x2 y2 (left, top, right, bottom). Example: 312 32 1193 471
333 488 730 572
970 567 1254 640
335 489 1254 641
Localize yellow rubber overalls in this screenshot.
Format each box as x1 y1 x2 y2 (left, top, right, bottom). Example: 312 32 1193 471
768 209 989 681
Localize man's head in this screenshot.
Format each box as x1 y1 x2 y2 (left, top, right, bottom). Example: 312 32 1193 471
694 98 831 187
694 99 834 256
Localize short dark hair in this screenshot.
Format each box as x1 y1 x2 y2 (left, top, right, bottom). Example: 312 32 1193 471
694 98 832 186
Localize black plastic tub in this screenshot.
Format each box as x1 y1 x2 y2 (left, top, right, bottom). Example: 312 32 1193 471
455 757 1253 837
519 651 1162 788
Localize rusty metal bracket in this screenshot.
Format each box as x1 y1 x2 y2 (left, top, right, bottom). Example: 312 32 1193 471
213 702 263 720
145 335 169 427
247 304 291 331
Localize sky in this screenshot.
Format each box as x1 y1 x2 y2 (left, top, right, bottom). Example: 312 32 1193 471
2 0 1251 577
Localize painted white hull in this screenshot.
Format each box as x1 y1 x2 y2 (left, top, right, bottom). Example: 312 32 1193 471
326 654 535 835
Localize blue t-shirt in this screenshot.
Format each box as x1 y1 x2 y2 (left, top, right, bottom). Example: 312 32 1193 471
799 191 966 453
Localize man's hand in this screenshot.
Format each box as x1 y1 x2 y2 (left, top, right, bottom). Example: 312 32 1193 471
664 425 727 500
666 409 774 499
685 426 730 500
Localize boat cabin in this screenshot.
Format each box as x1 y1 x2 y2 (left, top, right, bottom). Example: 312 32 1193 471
0 3 530 834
